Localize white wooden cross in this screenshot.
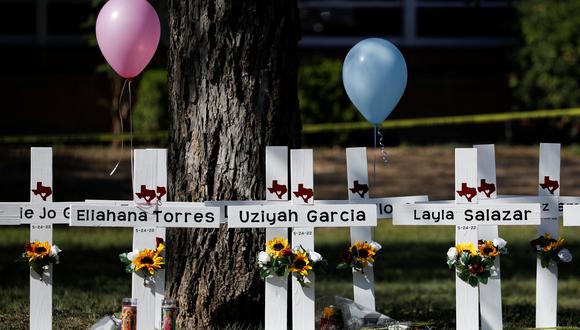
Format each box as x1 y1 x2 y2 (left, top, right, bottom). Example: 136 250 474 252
0 147 86 330
205 146 292 330
393 148 541 330
474 144 502 330
486 143 580 328
208 146 425 324
228 148 377 330
70 149 220 330
317 147 428 311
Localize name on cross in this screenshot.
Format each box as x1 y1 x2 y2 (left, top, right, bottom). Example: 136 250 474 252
11 202 80 224
71 205 219 227
21 206 69 222
228 204 377 228
480 196 560 218
395 204 541 225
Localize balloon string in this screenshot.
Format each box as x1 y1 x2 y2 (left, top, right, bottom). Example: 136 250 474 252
109 79 129 176
377 127 388 164
372 126 377 242
372 125 377 188
128 79 134 193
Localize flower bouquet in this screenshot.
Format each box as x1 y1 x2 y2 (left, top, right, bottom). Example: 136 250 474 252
21 240 61 279
531 233 572 268
120 238 165 284
320 305 343 330
257 237 327 287
446 238 508 287
336 241 381 273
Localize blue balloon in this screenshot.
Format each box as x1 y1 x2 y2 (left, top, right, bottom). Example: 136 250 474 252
342 38 407 125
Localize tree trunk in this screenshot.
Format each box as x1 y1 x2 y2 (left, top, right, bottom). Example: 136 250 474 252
166 1 301 328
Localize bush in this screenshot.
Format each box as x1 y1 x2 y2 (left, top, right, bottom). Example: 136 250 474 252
133 69 168 133
298 57 361 124
513 0 580 110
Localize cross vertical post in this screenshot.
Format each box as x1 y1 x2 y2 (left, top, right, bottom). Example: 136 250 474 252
454 148 480 330
474 144 502 330
29 147 53 330
346 147 375 310
132 149 166 330
536 143 560 328
265 146 289 330
290 149 315 330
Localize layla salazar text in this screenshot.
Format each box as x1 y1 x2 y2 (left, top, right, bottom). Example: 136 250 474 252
239 209 367 225
413 209 533 222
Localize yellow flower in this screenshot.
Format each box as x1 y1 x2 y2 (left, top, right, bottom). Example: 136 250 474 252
353 241 376 267
289 250 312 276
456 242 477 256
323 306 335 318
479 240 499 257
266 237 289 257
543 238 564 252
24 241 51 262
132 248 164 275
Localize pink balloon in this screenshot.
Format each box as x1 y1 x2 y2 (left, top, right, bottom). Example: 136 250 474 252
96 0 160 79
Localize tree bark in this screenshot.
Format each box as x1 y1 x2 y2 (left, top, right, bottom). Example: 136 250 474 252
166 1 301 328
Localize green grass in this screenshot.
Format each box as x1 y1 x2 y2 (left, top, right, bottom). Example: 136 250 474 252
0 226 132 329
315 221 580 329
2 223 580 328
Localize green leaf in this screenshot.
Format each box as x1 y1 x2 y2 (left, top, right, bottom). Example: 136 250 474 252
540 253 550 268
30 262 45 277
458 270 470 282
478 274 489 285
119 253 130 264
259 269 270 279
468 276 479 288
336 263 349 270
125 264 133 274
297 276 309 288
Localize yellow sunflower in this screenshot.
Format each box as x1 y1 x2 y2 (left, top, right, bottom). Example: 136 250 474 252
456 242 477 256
266 237 289 257
132 248 164 275
156 243 165 254
544 238 564 252
354 241 376 267
24 241 51 262
289 251 312 276
479 240 499 257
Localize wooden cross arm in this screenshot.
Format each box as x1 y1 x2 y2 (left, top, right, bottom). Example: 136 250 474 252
228 204 377 228
563 205 580 226
316 195 429 219
0 203 21 225
205 200 292 224
489 195 580 218
393 203 541 226
0 202 84 224
70 205 220 228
